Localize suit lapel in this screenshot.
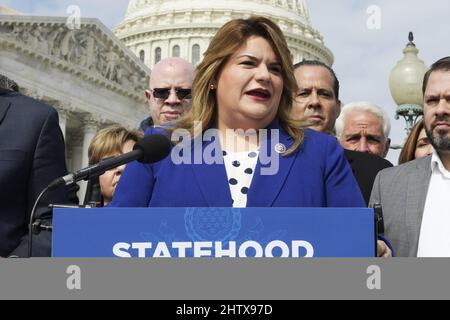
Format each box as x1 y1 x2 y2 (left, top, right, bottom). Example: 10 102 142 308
190 136 233 206
246 123 298 207
405 157 432 256
189 121 298 207
0 96 11 125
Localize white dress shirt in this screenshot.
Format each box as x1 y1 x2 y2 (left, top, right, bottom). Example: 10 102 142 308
417 151 450 257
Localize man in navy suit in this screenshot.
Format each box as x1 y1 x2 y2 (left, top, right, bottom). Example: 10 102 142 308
0 76 68 257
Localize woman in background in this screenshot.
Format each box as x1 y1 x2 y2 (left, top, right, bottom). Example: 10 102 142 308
398 119 433 165
85 126 143 206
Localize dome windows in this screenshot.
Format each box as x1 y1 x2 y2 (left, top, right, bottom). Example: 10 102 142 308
192 44 200 66
155 47 162 64
172 45 180 58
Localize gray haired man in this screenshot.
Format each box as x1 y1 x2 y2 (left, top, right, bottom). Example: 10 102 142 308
336 102 391 158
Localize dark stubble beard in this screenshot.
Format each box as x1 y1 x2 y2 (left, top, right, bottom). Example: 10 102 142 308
425 117 450 152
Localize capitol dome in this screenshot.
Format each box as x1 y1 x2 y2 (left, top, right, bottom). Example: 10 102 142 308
115 0 333 68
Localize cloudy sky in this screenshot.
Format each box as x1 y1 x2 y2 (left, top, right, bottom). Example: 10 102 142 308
2 0 450 163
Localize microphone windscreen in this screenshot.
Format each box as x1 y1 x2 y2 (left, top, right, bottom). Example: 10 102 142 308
133 134 172 164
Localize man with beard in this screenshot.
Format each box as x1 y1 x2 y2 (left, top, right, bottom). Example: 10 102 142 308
370 57 450 257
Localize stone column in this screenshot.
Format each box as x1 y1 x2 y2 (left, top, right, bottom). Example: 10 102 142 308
78 117 99 202
41 101 73 140
81 120 98 168
59 111 68 139
65 147 74 175
163 39 170 61
57 107 72 139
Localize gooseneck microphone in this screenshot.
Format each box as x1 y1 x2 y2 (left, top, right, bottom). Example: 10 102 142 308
48 134 172 188
27 134 172 257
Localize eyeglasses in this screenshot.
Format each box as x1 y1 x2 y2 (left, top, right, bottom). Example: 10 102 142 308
151 88 192 100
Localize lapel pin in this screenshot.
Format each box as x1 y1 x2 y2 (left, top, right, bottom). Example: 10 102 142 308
274 143 286 154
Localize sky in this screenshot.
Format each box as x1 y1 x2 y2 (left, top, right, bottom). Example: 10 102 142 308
2 0 450 164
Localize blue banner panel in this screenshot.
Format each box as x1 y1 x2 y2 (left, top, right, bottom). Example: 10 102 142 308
52 208 375 258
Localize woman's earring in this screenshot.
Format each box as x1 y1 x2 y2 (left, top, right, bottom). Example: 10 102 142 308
210 84 216 90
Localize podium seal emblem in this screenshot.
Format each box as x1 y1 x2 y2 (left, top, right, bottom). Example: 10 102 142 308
185 208 241 242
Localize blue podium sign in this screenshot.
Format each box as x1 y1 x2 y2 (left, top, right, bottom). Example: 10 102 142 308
52 208 375 258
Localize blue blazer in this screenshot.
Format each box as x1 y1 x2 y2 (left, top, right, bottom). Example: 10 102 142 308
110 122 365 208
0 90 68 257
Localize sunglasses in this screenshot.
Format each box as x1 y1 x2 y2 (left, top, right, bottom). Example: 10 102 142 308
151 88 192 100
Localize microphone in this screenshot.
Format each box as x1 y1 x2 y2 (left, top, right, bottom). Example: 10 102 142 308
27 134 171 257
48 134 172 188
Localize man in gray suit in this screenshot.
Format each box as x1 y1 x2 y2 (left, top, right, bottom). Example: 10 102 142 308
370 56 450 257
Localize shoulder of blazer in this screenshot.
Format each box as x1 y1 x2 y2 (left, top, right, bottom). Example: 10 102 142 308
300 128 336 152
0 91 56 119
413 155 432 171
378 156 431 182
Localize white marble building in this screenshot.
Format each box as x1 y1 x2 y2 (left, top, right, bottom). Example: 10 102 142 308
115 0 334 68
0 13 150 199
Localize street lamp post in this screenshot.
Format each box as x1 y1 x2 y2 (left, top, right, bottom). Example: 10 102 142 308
389 32 428 146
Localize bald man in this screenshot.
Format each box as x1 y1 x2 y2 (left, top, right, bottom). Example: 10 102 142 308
140 58 195 131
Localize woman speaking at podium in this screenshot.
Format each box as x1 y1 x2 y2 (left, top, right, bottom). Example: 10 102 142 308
108 17 391 256
110 16 364 210
109 16 391 256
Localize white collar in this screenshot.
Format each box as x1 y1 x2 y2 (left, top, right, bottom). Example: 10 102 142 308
431 150 450 179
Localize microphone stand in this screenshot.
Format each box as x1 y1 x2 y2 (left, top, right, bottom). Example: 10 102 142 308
27 186 51 258
27 191 101 257
27 153 129 257
32 220 53 232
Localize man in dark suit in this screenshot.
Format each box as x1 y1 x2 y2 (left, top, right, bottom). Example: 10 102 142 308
0 76 68 257
291 60 392 205
344 149 393 204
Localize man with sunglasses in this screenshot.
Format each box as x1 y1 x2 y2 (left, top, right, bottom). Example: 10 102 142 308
140 58 195 131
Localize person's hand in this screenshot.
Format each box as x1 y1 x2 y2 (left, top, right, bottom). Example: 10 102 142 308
377 240 392 257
